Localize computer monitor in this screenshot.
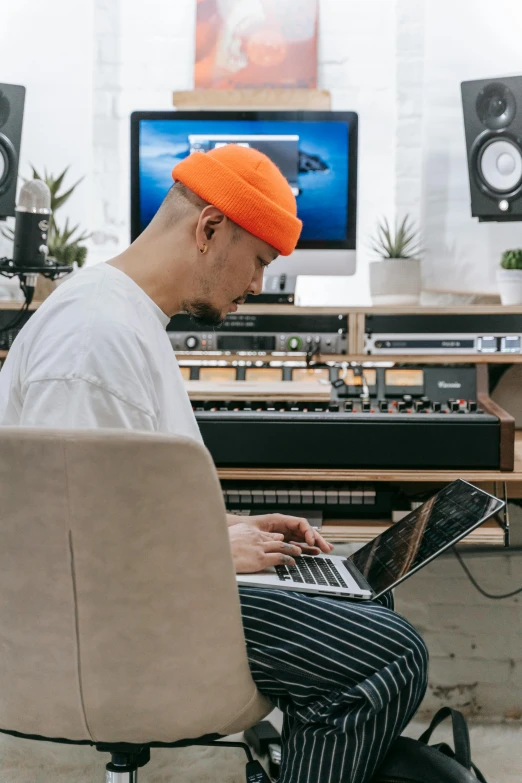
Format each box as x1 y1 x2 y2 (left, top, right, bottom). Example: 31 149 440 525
130 110 358 276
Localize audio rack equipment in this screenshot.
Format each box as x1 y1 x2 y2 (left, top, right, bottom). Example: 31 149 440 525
167 312 348 355
246 274 297 304
364 313 522 355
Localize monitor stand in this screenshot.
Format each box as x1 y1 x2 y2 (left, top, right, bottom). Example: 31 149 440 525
269 248 356 278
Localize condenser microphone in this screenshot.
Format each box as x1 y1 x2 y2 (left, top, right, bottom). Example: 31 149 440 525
0 178 72 308
13 180 51 285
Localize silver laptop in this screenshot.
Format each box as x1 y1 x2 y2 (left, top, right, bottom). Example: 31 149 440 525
236 480 505 600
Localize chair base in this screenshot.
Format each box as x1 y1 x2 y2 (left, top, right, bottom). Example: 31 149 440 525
99 741 271 783
0 727 273 783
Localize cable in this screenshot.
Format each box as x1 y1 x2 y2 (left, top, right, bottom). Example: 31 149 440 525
453 547 522 599
0 300 29 334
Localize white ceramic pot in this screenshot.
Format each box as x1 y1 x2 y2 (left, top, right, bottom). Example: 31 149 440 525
497 269 522 305
369 258 421 305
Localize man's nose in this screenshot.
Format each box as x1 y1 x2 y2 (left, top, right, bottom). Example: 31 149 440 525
248 267 264 296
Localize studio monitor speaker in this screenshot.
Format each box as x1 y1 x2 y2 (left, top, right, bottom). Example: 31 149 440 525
0 83 25 219
461 75 522 221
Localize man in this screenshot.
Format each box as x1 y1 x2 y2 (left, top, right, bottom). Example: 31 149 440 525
0 144 427 782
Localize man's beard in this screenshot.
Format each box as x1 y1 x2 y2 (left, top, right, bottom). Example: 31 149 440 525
184 300 225 327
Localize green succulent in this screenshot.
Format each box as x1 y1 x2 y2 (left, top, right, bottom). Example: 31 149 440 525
1 165 90 268
500 249 522 270
370 215 422 260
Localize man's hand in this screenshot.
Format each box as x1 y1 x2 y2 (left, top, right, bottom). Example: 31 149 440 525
244 513 334 555
229 522 303 574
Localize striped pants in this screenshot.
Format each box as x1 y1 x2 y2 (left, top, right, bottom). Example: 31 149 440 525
239 587 428 783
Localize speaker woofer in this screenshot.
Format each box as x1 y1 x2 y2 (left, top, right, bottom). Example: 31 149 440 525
477 137 522 194
0 133 17 195
476 82 516 130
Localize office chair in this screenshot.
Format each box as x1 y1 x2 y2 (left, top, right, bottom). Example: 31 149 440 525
0 427 272 782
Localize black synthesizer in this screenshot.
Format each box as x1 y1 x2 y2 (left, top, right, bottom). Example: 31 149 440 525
192 363 514 471
194 397 509 470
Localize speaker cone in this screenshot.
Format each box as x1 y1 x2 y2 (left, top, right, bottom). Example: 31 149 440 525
478 138 522 193
476 82 516 130
0 134 16 195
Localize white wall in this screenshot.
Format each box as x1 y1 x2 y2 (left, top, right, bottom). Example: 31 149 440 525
3 0 522 292
0 0 94 263
420 0 522 293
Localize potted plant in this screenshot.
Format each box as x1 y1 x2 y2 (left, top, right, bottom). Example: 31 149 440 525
368 215 422 305
1 166 90 299
497 249 522 305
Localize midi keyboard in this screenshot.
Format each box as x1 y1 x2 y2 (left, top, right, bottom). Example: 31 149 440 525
193 397 509 470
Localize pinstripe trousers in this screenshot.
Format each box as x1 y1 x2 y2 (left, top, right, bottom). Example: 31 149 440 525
239 587 428 783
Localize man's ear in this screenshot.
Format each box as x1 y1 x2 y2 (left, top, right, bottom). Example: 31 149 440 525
196 206 227 245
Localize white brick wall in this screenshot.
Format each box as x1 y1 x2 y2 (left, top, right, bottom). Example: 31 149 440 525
4 0 522 289
0 0 94 269
395 546 522 719
420 0 522 294
86 0 522 296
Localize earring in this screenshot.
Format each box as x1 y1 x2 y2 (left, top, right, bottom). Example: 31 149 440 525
199 244 208 254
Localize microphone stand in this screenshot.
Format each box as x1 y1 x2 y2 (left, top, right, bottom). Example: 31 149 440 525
0 256 73 332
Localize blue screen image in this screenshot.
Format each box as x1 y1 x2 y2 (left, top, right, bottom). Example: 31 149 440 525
138 119 350 242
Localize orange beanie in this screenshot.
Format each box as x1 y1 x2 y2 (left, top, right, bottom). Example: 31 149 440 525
172 144 302 256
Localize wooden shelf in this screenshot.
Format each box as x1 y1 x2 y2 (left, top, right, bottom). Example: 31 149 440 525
238 303 522 316
0 301 40 311
186 380 330 400
322 520 504 546
342 355 522 365
173 89 331 111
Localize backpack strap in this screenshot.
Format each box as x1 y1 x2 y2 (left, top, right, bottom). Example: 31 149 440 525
472 762 489 783
418 707 472 770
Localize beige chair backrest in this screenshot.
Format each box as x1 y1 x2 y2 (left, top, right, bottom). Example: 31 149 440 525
0 427 271 744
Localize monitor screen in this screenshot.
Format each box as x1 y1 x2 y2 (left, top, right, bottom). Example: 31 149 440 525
349 480 504 597
130 111 357 250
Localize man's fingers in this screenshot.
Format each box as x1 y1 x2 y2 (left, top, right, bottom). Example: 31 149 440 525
313 532 335 553
264 541 302 556
288 541 321 555
262 531 285 541
263 553 296 568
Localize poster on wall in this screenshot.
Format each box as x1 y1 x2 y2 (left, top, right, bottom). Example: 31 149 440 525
195 0 318 89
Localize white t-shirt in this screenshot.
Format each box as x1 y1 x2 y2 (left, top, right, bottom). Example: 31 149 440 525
0 262 202 442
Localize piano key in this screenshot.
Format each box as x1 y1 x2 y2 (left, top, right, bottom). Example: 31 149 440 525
264 489 277 504
363 489 376 505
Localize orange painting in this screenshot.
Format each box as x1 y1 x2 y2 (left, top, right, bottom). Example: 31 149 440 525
195 0 318 89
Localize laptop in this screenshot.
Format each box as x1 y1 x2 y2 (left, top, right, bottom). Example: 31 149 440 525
236 480 505 600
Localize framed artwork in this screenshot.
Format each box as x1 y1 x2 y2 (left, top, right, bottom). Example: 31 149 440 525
195 0 318 89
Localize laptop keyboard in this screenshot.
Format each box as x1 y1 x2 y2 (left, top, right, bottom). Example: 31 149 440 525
275 556 348 588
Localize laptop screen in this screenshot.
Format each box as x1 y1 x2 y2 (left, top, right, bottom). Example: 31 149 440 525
349 480 504 596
